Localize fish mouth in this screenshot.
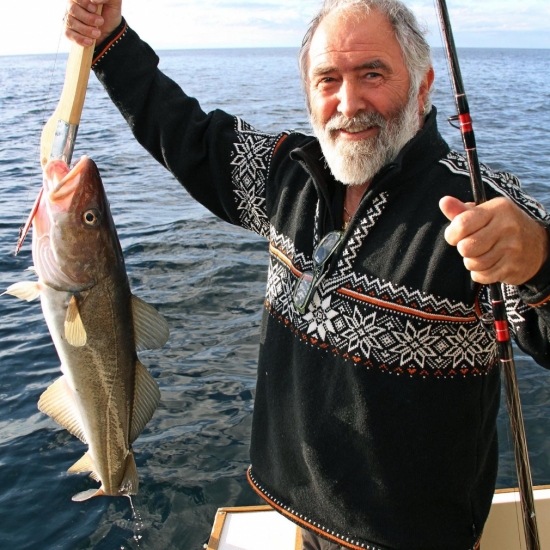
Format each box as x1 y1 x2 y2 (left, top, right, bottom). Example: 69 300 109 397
15 156 92 255
45 156 90 209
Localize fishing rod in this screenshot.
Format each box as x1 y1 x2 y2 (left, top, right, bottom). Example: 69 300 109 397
434 1 541 549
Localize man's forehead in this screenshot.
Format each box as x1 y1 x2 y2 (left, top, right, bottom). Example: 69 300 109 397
311 58 392 77
308 8 402 73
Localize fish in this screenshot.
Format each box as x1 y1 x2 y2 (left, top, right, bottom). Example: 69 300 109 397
4 156 169 502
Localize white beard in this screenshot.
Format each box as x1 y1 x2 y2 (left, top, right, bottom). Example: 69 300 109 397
310 95 421 186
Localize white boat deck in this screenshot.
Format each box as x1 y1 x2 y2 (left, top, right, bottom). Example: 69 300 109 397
206 487 550 550
207 506 301 550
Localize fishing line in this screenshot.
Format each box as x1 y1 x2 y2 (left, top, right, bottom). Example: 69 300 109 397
17 6 68 254
32 10 67 167
503 381 525 550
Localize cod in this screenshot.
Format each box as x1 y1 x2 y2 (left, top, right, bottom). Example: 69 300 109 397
5 156 169 502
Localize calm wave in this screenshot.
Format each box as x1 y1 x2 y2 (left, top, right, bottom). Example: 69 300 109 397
0 46 549 549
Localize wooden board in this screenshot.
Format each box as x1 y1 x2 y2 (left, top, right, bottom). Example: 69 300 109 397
206 505 301 550
207 487 550 550
482 486 550 550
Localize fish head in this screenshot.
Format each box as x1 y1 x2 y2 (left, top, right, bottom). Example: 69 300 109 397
33 156 125 291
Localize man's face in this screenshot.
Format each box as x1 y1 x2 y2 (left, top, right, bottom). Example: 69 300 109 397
307 8 432 185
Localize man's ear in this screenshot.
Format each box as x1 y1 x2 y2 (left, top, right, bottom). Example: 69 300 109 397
418 66 435 116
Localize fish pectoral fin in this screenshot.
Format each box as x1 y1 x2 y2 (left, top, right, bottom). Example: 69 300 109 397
130 361 161 444
72 488 106 502
38 375 87 444
2 281 41 302
131 295 170 351
65 295 87 347
119 450 139 496
68 452 100 483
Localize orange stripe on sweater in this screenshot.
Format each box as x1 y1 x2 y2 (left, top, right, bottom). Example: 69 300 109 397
270 244 477 323
529 294 550 308
246 468 370 550
92 21 128 65
248 467 483 550
337 287 477 323
269 243 302 277
273 134 288 157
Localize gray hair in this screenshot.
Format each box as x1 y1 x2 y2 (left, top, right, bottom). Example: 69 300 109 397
299 0 433 113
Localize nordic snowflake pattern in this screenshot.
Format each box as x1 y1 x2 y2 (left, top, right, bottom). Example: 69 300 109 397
266 224 499 378
230 117 288 239
477 284 529 335
440 151 550 222
303 294 339 341
340 308 386 358
226 129 536 377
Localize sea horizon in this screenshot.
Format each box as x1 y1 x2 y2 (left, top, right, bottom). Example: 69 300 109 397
1 43 550 60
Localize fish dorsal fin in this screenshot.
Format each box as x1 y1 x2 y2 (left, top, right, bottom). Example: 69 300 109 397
65 295 87 347
2 281 41 302
72 488 105 502
119 450 139 496
68 451 95 476
38 375 87 444
130 361 160 444
131 295 170 351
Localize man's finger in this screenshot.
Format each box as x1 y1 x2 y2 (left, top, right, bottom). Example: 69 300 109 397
455 223 499 260
65 28 95 47
68 3 104 26
67 15 102 36
442 200 491 247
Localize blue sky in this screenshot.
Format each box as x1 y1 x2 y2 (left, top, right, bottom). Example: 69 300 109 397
1 0 549 56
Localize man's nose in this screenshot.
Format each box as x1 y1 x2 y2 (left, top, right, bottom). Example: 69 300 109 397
336 80 367 119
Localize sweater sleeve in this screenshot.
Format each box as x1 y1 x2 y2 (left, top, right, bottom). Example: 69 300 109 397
91 20 289 239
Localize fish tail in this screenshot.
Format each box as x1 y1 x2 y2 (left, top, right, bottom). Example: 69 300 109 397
71 487 106 502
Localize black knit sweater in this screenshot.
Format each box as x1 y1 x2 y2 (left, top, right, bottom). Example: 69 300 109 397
93 21 550 550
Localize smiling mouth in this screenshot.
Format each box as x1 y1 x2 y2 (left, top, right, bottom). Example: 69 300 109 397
334 126 379 140
341 126 374 134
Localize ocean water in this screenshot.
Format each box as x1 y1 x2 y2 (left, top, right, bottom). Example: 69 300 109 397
0 46 549 549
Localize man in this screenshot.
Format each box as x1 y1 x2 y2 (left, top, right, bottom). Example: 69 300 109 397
66 0 550 548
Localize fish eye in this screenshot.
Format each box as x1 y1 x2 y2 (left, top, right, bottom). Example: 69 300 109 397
83 209 101 227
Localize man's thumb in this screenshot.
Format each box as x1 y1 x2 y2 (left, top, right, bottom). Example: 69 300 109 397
439 196 473 222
